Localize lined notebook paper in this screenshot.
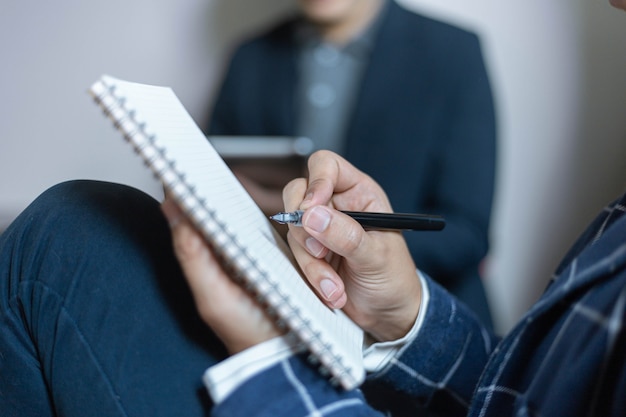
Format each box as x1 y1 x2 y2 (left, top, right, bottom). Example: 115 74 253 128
88 75 365 390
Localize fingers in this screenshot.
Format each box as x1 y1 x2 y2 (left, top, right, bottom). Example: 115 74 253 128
287 231 348 309
301 151 391 212
280 151 421 341
282 153 389 269
301 206 374 263
282 178 382 310
281 178 347 309
161 198 225 314
286 205 378 310
161 198 281 354
298 151 342 209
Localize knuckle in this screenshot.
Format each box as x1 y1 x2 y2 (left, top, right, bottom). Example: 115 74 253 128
337 225 364 256
308 150 325 164
283 178 306 200
172 228 203 261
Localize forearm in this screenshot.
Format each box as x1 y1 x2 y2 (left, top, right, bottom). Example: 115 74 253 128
211 354 383 417
204 271 430 404
205 273 495 417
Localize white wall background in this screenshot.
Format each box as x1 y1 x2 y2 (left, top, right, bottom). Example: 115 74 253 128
1 0 625 333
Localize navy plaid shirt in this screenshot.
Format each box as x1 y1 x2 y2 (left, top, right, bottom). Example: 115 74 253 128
213 192 626 417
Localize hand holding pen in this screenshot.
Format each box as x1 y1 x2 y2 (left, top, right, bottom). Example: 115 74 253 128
282 151 424 342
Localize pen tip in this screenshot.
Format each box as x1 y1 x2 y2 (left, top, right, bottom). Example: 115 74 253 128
269 212 294 224
269 213 283 223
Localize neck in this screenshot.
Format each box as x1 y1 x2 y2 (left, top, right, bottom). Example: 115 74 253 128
318 0 384 45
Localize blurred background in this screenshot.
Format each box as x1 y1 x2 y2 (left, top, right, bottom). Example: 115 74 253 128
1 0 625 334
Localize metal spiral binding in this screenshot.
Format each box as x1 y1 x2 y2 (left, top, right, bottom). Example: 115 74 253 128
90 77 359 390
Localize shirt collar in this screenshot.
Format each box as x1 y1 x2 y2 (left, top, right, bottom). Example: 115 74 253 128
295 0 388 60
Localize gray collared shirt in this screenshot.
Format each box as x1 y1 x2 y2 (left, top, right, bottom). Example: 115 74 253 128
294 3 387 153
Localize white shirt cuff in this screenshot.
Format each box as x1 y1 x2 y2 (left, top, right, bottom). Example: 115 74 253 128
202 270 430 403
203 335 305 404
362 270 430 372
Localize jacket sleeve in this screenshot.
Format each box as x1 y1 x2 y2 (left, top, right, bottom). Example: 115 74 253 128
370 276 498 416
211 276 498 417
210 354 384 417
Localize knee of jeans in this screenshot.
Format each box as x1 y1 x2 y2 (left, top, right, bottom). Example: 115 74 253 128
6 180 166 256
0 181 151 314
1 180 169 290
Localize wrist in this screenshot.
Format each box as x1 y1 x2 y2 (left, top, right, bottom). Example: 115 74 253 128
363 284 422 342
367 305 420 342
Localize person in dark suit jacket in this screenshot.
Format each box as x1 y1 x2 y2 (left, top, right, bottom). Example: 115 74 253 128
208 0 497 326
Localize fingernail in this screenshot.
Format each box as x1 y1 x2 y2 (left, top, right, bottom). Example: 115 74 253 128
305 237 325 257
320 278 338 300
304 206 330 233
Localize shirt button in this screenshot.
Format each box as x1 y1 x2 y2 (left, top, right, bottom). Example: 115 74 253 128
314 45 340 67
308 83 336 108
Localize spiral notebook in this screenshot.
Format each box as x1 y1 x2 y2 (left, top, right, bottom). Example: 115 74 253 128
88 75 365 390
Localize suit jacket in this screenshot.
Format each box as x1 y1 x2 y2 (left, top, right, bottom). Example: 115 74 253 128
208 1 497 325
211 191 626 417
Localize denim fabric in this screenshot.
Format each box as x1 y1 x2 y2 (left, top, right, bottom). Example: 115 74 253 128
0 180 225 417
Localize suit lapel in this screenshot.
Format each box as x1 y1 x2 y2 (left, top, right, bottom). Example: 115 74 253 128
345 2 433 156
345 1 406 150
264 23 299 135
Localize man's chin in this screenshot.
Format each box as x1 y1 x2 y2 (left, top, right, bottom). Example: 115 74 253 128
609 0 626 11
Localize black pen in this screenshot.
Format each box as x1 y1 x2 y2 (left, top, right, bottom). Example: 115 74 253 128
269 210 445 231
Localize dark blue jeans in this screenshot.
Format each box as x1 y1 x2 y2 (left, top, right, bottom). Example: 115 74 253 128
0 181 227 417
